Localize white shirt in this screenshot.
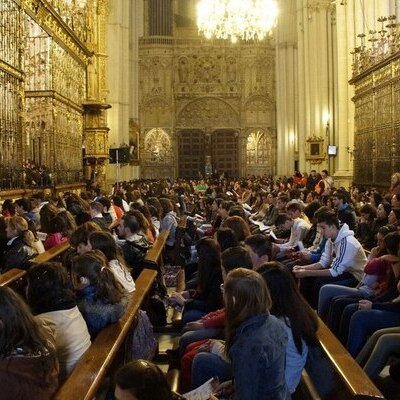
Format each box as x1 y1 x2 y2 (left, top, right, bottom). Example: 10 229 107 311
109 259 136 293
38 306 91 380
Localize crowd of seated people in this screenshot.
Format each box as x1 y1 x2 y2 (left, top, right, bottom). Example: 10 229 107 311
1 170 400 398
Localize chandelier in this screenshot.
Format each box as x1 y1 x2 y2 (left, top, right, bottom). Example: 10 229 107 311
197 0 278 43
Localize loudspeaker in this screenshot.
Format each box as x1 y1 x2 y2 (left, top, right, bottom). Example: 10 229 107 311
109 147 130 164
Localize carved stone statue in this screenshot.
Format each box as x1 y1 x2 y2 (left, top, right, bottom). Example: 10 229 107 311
178 57 189 83
227 58 236 82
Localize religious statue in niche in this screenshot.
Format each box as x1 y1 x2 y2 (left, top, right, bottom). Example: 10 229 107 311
227 58 236 83
178 57 189 83
144 128 171 164
151 57 162 92
129 118 140 165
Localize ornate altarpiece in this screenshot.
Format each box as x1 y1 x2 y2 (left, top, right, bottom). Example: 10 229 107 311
0 0 110 194
350 18 400 189
138 34 277 179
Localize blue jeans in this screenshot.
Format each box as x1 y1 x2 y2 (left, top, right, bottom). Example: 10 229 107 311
300 272 358 309
326 297 359 339
346 309 400 357
318 285 371 320
191 352 232 389
356 327 400 379
179 328 222 357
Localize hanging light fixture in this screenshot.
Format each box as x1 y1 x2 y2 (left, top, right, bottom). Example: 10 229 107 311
197 0 278 43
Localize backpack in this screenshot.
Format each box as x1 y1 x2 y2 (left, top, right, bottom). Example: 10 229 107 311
130 310 158 360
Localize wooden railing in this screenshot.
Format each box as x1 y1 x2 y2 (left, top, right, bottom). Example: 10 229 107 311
54 268 157 400
296 317 384 400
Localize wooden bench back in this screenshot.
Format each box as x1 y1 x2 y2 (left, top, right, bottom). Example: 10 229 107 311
315 317 384 399
54 268 157 400
31 240 70 264
145 230 169 263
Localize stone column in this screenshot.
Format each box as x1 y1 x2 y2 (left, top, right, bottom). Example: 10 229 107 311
275 0 297 176
332 3 353 188
106 0 139 184
295 0 333 175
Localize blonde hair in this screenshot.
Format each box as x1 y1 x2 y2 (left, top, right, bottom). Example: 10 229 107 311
390 173 400 192
7 216 36 247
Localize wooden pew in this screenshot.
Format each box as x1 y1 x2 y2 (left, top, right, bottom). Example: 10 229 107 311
54 268 158 400
0 268 26 287
297 317 385 400
31 240 70 263
145 230 169 263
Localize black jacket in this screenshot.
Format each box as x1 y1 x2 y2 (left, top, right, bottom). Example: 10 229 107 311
1 236 37 272
120 236 151 280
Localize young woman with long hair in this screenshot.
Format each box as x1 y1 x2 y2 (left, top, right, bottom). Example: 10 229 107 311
219 268 290 399
71 250 128 338
258 262 319 393
88 231 135 293
2 215 38 272
26 262 91 380
170 237 223 324
0 286 59 400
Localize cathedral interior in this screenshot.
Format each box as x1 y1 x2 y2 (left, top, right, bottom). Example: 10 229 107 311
1 0 400 197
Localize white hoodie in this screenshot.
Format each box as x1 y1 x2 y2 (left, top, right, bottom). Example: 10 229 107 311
319 223 366 281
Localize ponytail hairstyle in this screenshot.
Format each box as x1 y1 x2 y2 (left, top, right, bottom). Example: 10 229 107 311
72 250 125 304
224 268 271 355
7 215 36 247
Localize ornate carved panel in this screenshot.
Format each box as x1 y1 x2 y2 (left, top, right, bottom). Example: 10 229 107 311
353 130 373 185
143 128 173 164
354 94 373 132
139 55 172 97
139 37 276 178
394 79 400 123
374 85 392 126
246 130 272 166
141 96 171 127
176 98 239 128
245 97 275 126
351 46 400 188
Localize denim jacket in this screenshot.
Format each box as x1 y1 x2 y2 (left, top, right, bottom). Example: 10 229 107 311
229 313 291 400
